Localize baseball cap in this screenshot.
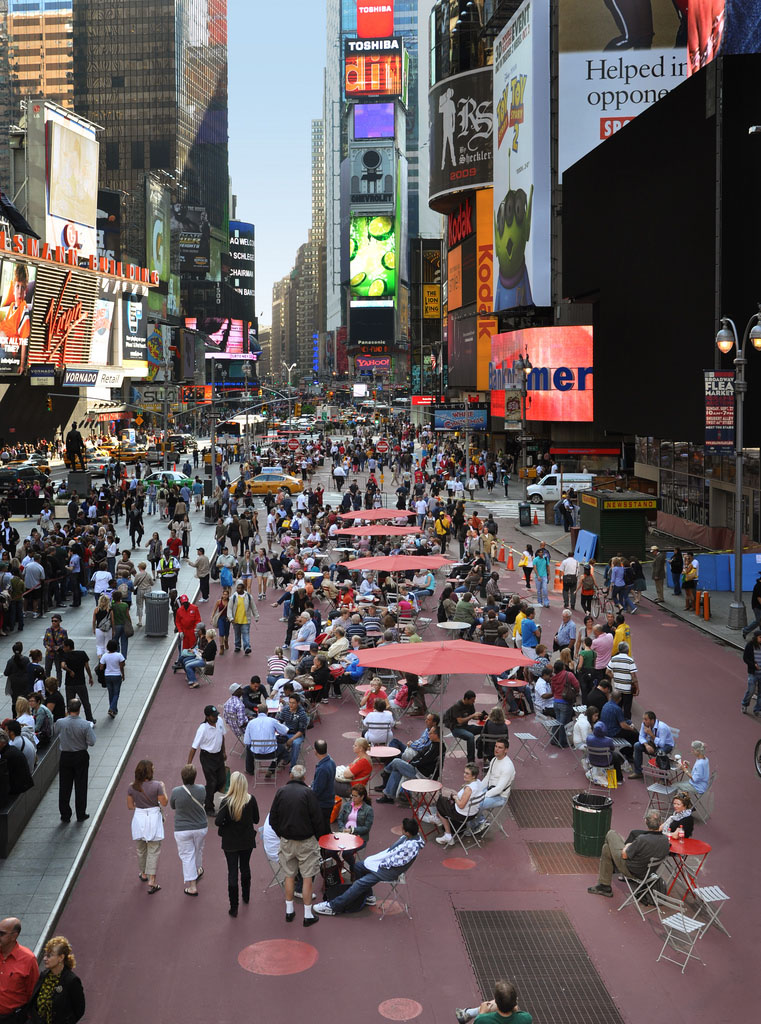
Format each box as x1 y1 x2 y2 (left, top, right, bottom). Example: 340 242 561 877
650 545 659 552
204 705 218 717
179 594 189 602
229 683 242 695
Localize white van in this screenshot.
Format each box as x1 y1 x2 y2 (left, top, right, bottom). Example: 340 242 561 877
526 473 595 504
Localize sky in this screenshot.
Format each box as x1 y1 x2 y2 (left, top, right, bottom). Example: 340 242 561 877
228 0 327 329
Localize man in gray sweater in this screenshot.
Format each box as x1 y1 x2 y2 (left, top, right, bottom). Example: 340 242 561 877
54 698 96 823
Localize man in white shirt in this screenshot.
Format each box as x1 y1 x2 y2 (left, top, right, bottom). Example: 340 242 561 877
186 705 227 814
243 710 288 774
607 641 638 718
481 740 516 810
22 555 45 617
295 613 317 646
559 551 579 611
415 497 428 527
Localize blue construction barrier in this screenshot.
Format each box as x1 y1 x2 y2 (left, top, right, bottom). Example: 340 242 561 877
665 551 756 592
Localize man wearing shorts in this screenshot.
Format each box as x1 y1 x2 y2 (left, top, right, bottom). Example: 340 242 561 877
269 764 324 927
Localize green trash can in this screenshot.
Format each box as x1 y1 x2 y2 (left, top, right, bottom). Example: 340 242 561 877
572 792 613 857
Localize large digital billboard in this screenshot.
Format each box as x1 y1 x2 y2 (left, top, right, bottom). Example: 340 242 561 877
0 259 36 375
171 204 211 274
229 221 256 320
349 215 395 302
146 179 171 317
349 141 396 212
97 189 121 262
429 68 494 212
348 305 394 349
357 1 394 39
185 316 248 355
687 2 761 75
345 37 405 99
558 0 686 176
493 0 551 310
354 102 395 139
489 326 594 422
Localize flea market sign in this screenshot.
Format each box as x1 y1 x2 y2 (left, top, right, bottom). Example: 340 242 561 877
0 232 159 285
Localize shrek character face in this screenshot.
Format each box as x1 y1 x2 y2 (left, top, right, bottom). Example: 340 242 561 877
495 184 533 278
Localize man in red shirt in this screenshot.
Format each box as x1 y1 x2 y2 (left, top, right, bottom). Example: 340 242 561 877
175 594 201 649
166 529 182 559
0 917 39 1019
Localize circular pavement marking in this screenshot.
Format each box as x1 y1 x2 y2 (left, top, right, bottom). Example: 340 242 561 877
318 703 339 715
378 997 424 1020
342 730 361 739
238 939 318 976
661 623 679 627
369 899 404 916
442 856 477 871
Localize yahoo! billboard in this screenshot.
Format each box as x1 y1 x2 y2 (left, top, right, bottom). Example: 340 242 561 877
489 325 593 422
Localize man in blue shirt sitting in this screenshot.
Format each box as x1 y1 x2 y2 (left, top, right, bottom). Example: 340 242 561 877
599 690 638 749
628 710 674 780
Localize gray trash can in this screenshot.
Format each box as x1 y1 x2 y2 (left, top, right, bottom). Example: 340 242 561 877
144 590 170 637
572 792 613 857
518 501 532 527
204 499 218 524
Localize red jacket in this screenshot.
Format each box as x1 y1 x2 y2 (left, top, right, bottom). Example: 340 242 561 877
176 603 201 648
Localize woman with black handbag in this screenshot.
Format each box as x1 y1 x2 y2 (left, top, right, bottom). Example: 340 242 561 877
215 771 259 917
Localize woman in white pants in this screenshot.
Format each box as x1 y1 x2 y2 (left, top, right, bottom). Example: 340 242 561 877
169 764 209 896
92 594 113 657
126 759 168 894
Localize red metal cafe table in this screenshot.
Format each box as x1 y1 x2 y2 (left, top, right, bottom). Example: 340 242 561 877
319 832 364 855
495 678 530 714
666 836 712 899
400 778 443 839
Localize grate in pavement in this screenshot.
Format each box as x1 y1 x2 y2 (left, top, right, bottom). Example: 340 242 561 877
456 909 625 1024
508 789 578 829
527 842 597 874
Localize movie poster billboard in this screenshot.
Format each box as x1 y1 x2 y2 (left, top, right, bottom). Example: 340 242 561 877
0 259 36 374
429 68 493 211
171 204 210 274
558 0 687 175
493 0 551 310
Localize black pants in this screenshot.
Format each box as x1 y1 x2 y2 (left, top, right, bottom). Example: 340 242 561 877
245 748 277 774
199 575 210 600
199 749 226 812
59 749 90 821
225 847 253 909
65 683 94 723
562 578 577 609
160 574 178 594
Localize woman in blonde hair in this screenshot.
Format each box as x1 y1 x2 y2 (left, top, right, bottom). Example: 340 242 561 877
27 935 85 1023
126 758 168 894
92 593 113 656
215 771 259 917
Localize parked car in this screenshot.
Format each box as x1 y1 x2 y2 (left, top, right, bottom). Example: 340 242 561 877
0 467 50 492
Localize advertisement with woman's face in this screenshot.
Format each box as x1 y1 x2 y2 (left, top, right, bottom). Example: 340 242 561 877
0 260 36 374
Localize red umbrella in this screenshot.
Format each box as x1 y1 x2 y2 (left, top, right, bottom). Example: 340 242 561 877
334 525 421 537
338 554 452 570
351 639 534 675
337 508 414 521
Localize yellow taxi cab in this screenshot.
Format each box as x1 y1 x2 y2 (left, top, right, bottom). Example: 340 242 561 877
111 444 142 464
231 472 303 496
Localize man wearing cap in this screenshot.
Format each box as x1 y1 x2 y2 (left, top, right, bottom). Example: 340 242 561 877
227 581 259 655
187 706 227 815
176 594 201 650
188 546 211 602
650 545 666 604
157 548 180 593
223 683 249 745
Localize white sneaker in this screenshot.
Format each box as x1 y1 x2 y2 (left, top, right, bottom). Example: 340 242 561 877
198 597 208 603
435 834 454 846
364 895 376 905
313 901 335 916
422 813 441 825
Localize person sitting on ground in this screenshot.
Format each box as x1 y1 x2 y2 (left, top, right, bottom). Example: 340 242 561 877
433 762 487 847
660 791 694 839
585 721 625 784
587 809 669 898
313 817 424 916
456 978 534 1024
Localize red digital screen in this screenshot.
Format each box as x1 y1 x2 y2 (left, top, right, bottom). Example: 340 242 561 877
345 39 403 98
357 1 394 39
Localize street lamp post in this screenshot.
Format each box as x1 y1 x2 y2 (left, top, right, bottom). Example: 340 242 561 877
513 353 532 498
242 361 252 461
283 361 296 426
716 309 761 629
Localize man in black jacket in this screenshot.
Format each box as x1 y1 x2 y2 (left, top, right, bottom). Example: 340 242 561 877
269 764 324 927
0 728 34 805
742 574 761 639
375 723 443 802
742 632 761 715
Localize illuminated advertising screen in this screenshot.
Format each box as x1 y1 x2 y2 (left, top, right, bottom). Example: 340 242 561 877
97 189 121 262
27 262 98 370
90 296 115 366
0 259 36 375
558 0 685 176
171 204 210 274
357 1 394 39
345 37 404 98
185 317 247 355
687 3 761 75
350 215 396 302
355 355 391 370
429 68 493 211
493 0 551 310
146 179 171 318
354 102 395 139
489 326 594 422
123 294 148 366
348 306 394 349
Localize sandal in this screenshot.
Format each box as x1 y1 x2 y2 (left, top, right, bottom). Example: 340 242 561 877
184 888 198 896
197 867 204 880
147 884 161 894
139 873 148 882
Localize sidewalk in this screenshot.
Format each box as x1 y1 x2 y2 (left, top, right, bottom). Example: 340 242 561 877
512 519 751 652
0 504 226 952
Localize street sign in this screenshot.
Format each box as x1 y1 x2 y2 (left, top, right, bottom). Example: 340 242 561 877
287 439 300 451
134 415 144 426
376 439 389 453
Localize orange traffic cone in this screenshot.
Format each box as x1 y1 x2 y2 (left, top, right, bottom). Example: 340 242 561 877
703 591 711 620
532 510 539 526
554 564 563 592
497 543 505 563
506 548 515 571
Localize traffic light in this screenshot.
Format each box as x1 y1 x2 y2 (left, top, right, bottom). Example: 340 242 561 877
294 402 302 416
46 396 52 412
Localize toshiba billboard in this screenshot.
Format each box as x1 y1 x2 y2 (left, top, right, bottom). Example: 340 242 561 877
357 2 394 38
489 326 594 422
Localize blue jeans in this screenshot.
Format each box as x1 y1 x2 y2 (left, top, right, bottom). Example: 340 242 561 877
233 622 251 652
551 700 572 747
278 734 303 768
535 576 549 606
105 675 121 714
113 623 128 658
743 673 761 712
328 860 400 913
482 794 506 812
183 656 205 683
632 742 673 774
451 725 480 760
382 757 417 798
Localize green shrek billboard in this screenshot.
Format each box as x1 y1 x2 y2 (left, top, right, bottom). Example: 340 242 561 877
349 215 396 301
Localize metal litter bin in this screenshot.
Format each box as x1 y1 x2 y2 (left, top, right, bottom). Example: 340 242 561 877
518 501 532 527
144 590 170 637
204 499 218 524
572 792 613 857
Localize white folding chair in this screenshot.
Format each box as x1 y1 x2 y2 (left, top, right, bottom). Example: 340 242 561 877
644 764 680 814
653 892 706 973
225 724 246 759
617 857 664 921
266 857 285 891
442 728 471 760
376 870 413 920
690 770 717 823
692 885 731 938
451 791 487 854
478 795 511 841
512 731 540 763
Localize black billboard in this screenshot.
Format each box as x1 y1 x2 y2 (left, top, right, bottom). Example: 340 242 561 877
229 220 255 320
428 68 493 213
348 305 394 351
97 189 121 262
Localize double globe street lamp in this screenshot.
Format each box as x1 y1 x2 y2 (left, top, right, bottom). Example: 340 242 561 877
715 309 761 629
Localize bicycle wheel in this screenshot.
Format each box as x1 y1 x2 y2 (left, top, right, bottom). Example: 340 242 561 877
590 593 601 618
755 738 761 779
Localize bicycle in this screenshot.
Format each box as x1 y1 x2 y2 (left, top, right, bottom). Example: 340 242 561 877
590 585 615 619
